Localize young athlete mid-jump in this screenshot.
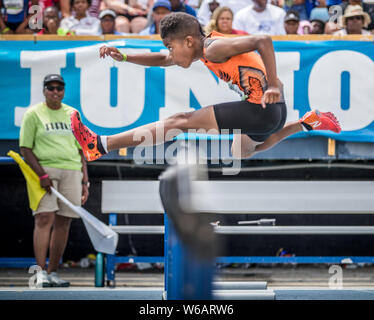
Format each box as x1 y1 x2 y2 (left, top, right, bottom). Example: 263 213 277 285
71 12 341 162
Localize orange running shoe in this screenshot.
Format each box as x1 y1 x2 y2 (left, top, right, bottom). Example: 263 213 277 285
299 110 341 133
70 110 106 161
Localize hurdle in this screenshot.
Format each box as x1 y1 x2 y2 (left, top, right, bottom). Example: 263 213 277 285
158 159 374 299
100 170 374 298
100 178 374 287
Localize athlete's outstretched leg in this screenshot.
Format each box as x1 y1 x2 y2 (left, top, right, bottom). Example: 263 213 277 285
71 106 219 161
232 110 341 159
254 121 302 154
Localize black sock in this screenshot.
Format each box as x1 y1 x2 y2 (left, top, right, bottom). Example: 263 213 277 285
301 122 313 131
96 135 107 155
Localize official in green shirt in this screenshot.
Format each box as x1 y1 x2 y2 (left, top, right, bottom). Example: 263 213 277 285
19 74 89 288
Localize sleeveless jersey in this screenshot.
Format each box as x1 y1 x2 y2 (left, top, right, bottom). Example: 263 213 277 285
200 31 268 105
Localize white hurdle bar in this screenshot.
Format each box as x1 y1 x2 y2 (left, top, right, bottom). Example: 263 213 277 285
110 225 374 235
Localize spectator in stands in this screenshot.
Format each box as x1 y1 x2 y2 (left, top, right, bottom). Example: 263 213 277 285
170 0 197 16
139 0 172 34
233 0 286 35
31 6 73 35
334 4 371 34
205 6 248 34
298 19 312 33
339 0 374 31
102 0 149 33
60 0 101 35
309 5 329 33
282 0 308 20
99 8 128 34
20 74 89 288
208 0 221 15
88 0 102 18
38 0 71 18
0 0 38 34
309 4 329 22
284 10 300 34
197 0 222 26
310 17 326 33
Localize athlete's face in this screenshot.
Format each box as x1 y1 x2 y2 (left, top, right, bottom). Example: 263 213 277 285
163 36 198 68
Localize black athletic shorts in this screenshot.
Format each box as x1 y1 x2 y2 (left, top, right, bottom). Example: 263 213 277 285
213 100 287 142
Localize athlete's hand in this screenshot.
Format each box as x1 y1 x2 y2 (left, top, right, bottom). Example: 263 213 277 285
99 46 124 62
261 86 281 108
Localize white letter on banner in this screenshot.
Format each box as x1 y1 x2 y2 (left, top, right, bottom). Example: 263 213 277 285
275 52 300 121
75 48 149 128
14 50 67 127
309 50 374 131
160 50 239 119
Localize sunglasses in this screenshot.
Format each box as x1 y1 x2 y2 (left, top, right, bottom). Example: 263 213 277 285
348 16 363 21
45 85 64 92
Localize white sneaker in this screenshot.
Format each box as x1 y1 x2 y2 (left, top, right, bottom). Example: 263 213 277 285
48 272 70 287
36 270 52 288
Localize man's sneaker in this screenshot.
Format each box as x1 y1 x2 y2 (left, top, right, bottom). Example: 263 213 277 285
36 270 52 288
48 272 70 287
70 110 106 161
299 109 341 133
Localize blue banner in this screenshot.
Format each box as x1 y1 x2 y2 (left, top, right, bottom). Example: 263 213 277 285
0 39 374 142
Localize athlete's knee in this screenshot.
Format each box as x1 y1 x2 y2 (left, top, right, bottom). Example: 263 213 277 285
231 146 256 159
231 140 260 159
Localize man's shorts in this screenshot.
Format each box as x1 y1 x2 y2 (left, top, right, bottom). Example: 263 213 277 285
33 167 83 219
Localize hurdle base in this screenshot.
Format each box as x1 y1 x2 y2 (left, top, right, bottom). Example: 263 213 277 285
213 290 275 300
213 281 267 290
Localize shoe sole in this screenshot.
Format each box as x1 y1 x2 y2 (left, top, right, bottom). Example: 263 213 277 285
50 283 70 287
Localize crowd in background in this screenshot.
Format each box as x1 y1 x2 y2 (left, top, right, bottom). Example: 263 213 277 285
1 0 373 36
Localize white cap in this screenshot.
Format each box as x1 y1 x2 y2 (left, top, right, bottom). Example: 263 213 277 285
99 9 117 19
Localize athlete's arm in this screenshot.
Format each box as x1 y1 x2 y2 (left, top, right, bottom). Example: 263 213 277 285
205 36 280 107
99 46 175 67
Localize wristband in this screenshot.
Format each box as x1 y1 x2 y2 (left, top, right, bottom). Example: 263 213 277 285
2 27 10 34
82 181 90 188
122 53 127 62
39 174 49 180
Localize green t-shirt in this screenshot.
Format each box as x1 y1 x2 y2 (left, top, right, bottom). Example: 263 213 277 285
19 102 82 171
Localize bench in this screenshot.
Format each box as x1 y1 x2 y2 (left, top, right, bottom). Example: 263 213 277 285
101 179 374 286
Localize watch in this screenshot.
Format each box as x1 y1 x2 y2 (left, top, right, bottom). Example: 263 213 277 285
82 181 90 188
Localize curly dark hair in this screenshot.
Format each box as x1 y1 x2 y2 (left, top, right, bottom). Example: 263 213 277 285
70 0 92 8
160 12 205 40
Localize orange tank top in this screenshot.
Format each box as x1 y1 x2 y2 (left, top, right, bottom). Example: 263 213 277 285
200 31 268 104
